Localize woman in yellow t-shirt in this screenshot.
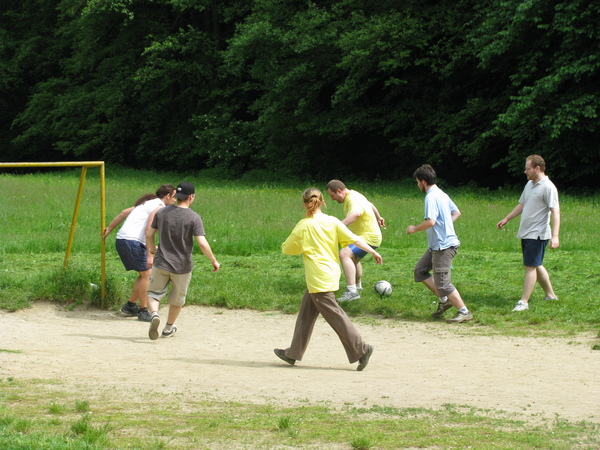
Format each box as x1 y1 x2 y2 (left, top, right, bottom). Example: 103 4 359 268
274 188 382 371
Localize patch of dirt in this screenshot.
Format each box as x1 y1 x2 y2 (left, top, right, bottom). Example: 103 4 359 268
1 302 599 423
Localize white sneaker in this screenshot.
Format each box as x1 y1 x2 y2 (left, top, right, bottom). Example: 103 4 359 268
543 296 558 301
512 300 529 312
337 288 360 302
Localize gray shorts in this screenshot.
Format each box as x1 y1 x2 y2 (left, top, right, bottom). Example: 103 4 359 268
147 267 193 307
413 247 458 297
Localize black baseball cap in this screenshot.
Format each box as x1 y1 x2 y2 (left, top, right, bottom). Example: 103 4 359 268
175 181 195 199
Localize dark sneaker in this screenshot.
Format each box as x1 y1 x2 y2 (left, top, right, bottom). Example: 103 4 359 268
357 345 374 371
148 314 160 340
446 311 473 323
274 348 295 366
162 325 177 338
121 302 139 316
137 308 152 322
431 301 453 318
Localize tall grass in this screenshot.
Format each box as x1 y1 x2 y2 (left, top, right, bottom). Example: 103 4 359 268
1 167 599 334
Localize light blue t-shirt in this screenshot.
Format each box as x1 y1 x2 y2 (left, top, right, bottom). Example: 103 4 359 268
424 185 460 251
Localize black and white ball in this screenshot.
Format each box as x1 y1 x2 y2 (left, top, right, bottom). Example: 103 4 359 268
374 280 393 297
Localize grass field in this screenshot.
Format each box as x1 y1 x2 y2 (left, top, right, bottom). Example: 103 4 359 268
1 167 599 448
1 167 598 334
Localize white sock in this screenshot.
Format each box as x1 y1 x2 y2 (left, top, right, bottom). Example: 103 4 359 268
164 324 173 331
459 307 469 314
356 282 363 290
440 296 448 303
347 285 358 293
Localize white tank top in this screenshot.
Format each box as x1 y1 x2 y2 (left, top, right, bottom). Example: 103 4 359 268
116 198 165 243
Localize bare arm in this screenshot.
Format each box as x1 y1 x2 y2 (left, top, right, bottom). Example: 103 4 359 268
195 235 220 272
371 203 385 227
103 207 134 239
342 211 361 226
146 226 158 255
352 237 383 264
496 204 524 229
142 207 164 268
451 209 461 222
550 208 560 249
406 218 436 234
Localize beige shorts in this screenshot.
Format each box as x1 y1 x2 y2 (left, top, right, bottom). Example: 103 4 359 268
147 267 193 307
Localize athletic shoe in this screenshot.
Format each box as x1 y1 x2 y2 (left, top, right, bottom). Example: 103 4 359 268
148 314 160 340
543 296 558 301
337 289 360 302
512 300 529 312
121 302 139 316
357 345 374 371
431 301 453 318
446 311 473 323
274 348 295 366
137 308 152 322
162 325 177 338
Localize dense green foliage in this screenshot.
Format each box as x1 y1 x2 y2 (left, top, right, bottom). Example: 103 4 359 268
1 0 599 187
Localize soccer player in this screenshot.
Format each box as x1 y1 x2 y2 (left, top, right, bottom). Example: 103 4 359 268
406 164 472 323
274 188 382 370
496 155 560 311
326 180 384 302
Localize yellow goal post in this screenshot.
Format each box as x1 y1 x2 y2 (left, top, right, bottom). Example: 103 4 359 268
0 161 106 302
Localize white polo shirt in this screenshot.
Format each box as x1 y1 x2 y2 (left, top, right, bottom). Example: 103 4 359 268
517 176 559 240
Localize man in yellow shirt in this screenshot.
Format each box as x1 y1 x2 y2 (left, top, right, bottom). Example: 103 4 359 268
326 180 384 302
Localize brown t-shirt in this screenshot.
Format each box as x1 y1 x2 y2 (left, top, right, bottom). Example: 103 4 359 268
151 204 205 274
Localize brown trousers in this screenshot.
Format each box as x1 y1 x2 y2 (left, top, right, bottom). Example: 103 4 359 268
285 290 368 363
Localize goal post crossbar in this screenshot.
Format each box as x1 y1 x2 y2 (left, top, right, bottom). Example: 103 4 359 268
0 162 106 302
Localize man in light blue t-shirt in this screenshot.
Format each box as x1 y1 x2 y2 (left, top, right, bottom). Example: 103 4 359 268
497 155 560 312
406 164 472 323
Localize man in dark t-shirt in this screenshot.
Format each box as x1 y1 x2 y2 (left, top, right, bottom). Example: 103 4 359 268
145 181 220 340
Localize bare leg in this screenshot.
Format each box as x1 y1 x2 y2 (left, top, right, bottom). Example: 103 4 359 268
422 277 440 297
167 305 182 325
446 289 466 310
521 266 537 303
355 260 363 286
340 246 357 286
129 269 151 308
535 265 556 298
147 297 160 314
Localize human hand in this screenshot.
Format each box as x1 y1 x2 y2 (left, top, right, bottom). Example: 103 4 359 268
372 252 383 264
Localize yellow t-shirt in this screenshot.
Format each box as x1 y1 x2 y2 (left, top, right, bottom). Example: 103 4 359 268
282 213 358 293
344 190 382 246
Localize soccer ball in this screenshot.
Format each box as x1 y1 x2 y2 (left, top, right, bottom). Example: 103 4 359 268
374 280 392 297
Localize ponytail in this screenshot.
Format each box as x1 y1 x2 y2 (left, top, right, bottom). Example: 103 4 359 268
302 188 325 217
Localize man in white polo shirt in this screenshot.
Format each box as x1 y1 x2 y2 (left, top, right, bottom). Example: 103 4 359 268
496 155 560 311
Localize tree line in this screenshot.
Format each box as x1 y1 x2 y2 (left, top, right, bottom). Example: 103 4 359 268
1 0 598 188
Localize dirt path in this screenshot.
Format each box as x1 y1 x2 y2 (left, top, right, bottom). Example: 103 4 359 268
1 302 598 423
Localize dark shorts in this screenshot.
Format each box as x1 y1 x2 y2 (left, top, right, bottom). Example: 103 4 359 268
116 239 149 272
521 238 548 267
348 244 378 259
